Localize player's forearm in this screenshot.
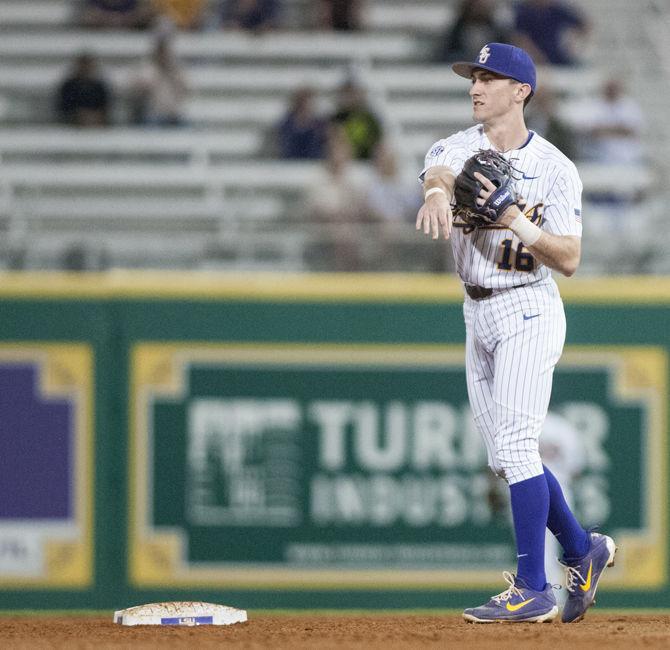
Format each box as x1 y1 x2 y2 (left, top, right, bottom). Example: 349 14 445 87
417 165 456 240
499 206 581 276
524 231 581 277
422 166 456 200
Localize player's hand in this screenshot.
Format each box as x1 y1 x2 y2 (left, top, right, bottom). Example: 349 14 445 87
416 192 452 240
473 172 521 226
473 171 495 207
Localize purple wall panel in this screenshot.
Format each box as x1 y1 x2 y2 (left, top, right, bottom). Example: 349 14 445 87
0 364 72 519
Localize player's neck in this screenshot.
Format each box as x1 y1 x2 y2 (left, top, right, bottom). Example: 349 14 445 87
483 113 529 153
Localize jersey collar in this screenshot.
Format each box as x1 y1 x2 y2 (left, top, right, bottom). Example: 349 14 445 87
517 130 535 150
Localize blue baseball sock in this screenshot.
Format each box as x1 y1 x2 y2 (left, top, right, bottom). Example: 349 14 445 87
543 464 589 559
509 473 549 592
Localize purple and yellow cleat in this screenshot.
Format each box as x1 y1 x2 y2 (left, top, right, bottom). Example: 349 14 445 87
560 532 617 623
463 571 558 623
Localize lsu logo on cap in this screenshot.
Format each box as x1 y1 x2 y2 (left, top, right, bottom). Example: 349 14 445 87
478 46 491 64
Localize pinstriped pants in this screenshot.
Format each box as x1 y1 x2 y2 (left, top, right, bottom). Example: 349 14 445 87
463 279 567 485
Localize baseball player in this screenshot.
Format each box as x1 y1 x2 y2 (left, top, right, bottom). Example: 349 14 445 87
416 42 616 623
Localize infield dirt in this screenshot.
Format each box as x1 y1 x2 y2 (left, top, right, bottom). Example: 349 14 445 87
0 614 669 649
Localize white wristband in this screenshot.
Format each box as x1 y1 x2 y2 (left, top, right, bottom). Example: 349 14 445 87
424 187 447 200
510 213 542 246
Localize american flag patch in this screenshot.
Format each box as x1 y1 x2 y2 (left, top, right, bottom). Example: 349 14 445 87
574 208 582 222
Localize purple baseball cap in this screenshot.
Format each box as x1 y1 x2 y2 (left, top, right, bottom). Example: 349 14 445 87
452 43 537 94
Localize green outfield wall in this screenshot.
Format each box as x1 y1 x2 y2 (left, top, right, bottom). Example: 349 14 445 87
0 272 668 611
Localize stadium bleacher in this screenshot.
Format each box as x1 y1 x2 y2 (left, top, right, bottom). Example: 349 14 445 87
0 0 661 272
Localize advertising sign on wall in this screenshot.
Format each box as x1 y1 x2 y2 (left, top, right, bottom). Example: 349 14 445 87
130 343 665 590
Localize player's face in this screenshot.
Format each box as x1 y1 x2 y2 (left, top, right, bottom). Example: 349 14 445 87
469 70 521 122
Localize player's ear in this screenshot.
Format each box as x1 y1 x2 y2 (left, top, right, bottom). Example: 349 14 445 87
516 83 532 104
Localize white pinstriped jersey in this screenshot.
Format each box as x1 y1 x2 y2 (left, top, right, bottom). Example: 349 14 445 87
420 124 583 289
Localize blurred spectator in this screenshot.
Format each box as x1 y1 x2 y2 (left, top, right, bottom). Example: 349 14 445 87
221 0 280 32
525 86 576 158
76 0 155 29
330 80 383 160
276 87 328 159
304 130 367 270
129 38 188 126
152 0 206 29
316 0 363 31
512 0 590 66
436 0 511 63
364 143 424 270
575 79 644 165
365 142 420 223
56 53 111 127
571 79 645 221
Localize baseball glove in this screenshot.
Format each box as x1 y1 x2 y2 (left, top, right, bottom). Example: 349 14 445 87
453 150 520 227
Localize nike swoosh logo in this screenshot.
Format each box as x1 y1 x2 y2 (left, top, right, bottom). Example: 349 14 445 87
522 174 540 180
523 314 541 321
506 597 536 612
580 561 593 592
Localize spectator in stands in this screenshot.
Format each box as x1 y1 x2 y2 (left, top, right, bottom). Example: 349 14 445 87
330 80 383 161
316 0 363 31
220 0 281 32
304 129 367 270
571 79 644 213
525 86 576 159
152 0 206 30
512 0 590 66
363 142 423 269
575 78 644 165
77 0 155 29
435 0 511 63
584 78 644 164
129 37 188 126
56 53 111 127
276 87 328 159
365 142 420 223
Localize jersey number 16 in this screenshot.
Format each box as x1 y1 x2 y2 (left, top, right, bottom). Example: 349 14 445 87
498 238 535 272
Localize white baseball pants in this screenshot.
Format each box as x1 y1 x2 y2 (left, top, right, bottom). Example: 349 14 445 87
463 279 567 485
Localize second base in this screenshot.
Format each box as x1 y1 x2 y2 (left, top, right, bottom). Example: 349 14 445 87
113 601 247 626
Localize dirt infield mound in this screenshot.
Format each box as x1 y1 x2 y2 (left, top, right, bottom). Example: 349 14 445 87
1 614 669 649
